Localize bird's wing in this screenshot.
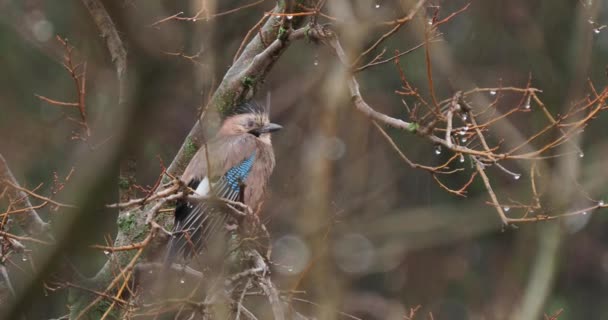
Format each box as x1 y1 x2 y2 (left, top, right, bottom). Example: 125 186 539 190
166 135 259 261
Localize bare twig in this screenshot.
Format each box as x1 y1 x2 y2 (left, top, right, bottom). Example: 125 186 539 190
0 154 48 235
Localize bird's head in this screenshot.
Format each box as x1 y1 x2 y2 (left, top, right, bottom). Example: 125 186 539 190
219 101 282 144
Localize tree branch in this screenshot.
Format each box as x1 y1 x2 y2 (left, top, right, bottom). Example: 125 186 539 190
0 154 49 235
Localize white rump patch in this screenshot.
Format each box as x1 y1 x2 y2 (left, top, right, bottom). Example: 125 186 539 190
195 177 210 196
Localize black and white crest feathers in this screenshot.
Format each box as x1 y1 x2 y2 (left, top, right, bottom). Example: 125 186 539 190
230 101 269 118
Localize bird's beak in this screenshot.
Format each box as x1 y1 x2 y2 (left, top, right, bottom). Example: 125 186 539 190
260 123 283 133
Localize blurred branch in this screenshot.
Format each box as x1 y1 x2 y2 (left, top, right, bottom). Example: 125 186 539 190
80 0 127 104
0 154 50 305
0 154 49 235
80 0 135 204
509 224 562 320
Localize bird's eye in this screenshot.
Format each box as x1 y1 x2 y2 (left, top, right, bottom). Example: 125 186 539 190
246 120 254 128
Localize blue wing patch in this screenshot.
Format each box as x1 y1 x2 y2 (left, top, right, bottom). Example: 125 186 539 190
224 153 255 191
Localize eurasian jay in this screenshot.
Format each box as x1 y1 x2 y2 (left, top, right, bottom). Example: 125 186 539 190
165 101 281 263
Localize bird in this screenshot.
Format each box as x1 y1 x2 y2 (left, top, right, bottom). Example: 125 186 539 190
165 101 281 266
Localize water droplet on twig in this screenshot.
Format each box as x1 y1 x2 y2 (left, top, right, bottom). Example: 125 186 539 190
459 154 465 163
583 211 588 215
599 200 605 206
579 152 585 158
503 206 510 212
375 3 380 8
462 114 468 121
490 90 497 95
513 174 521 180
434 145 442 155
287 15 293 20
103 250 110 255
524 95 531 109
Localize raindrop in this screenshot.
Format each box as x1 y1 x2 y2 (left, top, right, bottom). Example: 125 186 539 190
460 137 468 143
462 114 468 121
589 19 596 25
594 28 601 34
192 18 197 22
459 155 465 163
599 200 605 206
375 3 380 9
22 256 28 262
287 15 293 20
459 128 467 136
148 270 154 274
103 250 110 255
524 96 531 109
579 152 585 158
428 19 433 25
313 56 319 66
583 211 588 215
434 145 442 155
514 174 521 180
490 90 497 95
179 279 185 284
503 206 510 212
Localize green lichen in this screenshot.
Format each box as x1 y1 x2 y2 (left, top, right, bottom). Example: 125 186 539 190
133 223 151 243
241 76 256 88
184 137 197 160
215 90 236 116
304 24 312 42
277 26 287 39
407 122 419 133
117 213 137 233
118 176 130 190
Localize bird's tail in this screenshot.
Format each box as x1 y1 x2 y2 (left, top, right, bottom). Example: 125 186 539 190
163 198 191 269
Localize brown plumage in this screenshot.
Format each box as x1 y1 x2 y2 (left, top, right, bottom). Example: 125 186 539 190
165 102 281 264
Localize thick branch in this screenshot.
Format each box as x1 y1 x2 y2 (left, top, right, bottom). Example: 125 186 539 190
166 2 312 177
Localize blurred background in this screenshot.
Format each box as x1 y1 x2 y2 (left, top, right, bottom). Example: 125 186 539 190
1 0 608 319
